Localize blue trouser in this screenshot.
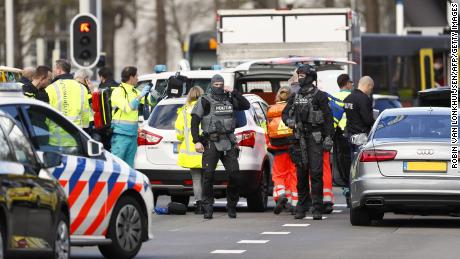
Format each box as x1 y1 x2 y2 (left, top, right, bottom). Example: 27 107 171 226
111 133 138 168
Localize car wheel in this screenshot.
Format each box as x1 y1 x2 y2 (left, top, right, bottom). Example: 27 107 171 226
369 211 384 221
350 206 371 226
99 196 145 259
51 214 70 259
0 223 5 259
247 167 268 212
171 195 190 207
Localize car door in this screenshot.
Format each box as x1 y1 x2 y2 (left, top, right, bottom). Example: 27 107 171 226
0 117 32 249
250 101 269 165
0 114 55 249
19 104 115 236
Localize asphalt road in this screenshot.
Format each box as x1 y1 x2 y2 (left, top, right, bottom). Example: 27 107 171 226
72 188 460 259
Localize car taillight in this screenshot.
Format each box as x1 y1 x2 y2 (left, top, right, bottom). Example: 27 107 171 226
237 130 256 148
138 129 163 146
360 150 397 162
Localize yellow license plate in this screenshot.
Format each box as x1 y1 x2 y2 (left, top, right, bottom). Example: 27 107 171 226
404 161 447 172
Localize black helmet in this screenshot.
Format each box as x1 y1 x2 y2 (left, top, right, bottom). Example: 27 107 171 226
296 64 317 85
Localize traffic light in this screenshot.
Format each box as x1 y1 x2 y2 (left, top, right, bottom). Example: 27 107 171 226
70 14 100 69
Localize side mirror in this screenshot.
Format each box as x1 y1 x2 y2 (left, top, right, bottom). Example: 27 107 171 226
42 151 62 168
88 139 103 157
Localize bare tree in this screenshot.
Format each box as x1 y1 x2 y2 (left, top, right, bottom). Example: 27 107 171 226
167 0 215 58
156 0 167 64
363 0 379 33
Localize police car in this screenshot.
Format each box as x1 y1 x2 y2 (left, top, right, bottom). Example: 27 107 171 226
0 83 153 259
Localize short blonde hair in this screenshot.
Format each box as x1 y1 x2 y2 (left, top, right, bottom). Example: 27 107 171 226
187 86 204 103
276 86 291 102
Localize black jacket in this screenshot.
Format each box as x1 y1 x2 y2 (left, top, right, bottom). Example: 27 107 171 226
99 78 119 90
282 86 334 138
343 89 375 135
191 90 250 143
22 82 49 103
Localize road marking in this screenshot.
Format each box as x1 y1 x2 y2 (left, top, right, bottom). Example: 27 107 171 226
211 250 246 254
214 201 248 206
283 223 310 227
304 216 328 220
332 210 343 213
238 240 270 244
334 204 347 207
261 231 290 235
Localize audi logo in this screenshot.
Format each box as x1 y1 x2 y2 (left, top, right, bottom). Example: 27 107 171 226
417 149 434 155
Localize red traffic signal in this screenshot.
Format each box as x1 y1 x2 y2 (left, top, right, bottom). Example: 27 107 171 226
70 14 100 69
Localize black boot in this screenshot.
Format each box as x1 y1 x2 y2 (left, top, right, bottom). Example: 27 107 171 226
195 201 204 215
294 206 307 219
323 202 334 214
203 206 213 219
274 194 288 215
312 208 323 220
227 207 237 218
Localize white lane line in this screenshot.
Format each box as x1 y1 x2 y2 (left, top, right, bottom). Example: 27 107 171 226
211 250 246 254
214 201 248 206
283 223 310 227
332 210 343 213
304 216 328 220
334 204 347 207
261 231 290 235
238 240 270 244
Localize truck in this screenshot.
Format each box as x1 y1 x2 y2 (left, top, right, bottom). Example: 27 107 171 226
216 8 362 83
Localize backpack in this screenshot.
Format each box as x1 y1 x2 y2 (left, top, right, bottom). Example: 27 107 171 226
327 93 345 124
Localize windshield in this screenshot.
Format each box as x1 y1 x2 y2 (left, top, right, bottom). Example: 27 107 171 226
374 99 402 113
148 104 248 130
148 104 183 130
154 78 212 96
372 114 450 140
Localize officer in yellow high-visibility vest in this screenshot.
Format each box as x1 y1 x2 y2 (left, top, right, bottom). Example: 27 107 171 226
46 59 91 148
174 86 205 214
111 66 151 167
328 74 353 207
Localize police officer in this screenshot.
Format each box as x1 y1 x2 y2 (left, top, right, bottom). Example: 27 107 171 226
22 65 51 103
191 74 250 219
329 74 353 207
46 59 91 131
282 65 334 220
111 66 151 167
343 76 375 155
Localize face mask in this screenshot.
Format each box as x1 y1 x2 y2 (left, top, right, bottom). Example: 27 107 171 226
211 86 225 95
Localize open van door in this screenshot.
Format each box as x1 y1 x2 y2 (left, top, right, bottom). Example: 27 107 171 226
231 57 356 104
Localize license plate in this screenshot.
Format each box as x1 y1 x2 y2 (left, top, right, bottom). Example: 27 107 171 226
403 161 447 172
173 143 179 154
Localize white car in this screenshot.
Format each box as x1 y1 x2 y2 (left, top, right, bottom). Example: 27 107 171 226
0 84 153 259
135 94 272 211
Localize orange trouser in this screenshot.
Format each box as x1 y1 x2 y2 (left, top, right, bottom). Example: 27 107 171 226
272 151 298 206
323 151 334 204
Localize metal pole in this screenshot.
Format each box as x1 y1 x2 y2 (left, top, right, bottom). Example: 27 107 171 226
96 0 102 49
79 0 90 13
5 0 14 67
396 0 404 35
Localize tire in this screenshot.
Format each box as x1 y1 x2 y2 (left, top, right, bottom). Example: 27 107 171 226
51 213 70 259
247 167 268 212
171 195 190 207
369 211 384 221
99 196 146 259
0 223 5 259
350 206 371 226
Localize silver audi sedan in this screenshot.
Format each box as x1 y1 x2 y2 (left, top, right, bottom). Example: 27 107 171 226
350 107 459 226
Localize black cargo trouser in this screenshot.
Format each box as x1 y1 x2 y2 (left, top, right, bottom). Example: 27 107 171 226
291 134 324 212
333 129 352 187
202 141 240 210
